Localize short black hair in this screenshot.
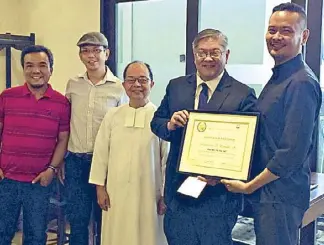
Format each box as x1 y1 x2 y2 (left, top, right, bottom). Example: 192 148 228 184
272 2 307 28
123 61 153 81
21 45 54 69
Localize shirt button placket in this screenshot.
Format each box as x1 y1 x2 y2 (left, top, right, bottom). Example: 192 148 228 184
87 86 95 152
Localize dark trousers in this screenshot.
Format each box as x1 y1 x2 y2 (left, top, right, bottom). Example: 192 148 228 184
252 203 304 245
164 207 238 245
0 178 50 245
65 152 102 245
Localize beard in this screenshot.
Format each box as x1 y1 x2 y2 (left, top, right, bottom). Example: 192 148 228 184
29 83 46 89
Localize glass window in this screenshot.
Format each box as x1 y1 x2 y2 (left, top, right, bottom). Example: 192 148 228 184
199 0 291 96
317 8 324 173
116 0 187 105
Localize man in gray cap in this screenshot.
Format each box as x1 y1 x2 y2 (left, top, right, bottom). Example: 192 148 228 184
76 32 109 49
64 32 126 245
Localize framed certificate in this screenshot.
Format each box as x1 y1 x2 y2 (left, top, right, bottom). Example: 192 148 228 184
177 111 259 181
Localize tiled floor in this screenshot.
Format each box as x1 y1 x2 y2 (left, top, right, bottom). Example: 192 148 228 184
12 232 60 245
11 217 324 245
12 220 70 245
232 216 324 245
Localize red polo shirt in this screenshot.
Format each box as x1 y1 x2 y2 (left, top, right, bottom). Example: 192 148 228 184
0 83 70 182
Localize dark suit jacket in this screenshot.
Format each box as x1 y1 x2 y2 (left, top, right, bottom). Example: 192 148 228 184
151 70 256 215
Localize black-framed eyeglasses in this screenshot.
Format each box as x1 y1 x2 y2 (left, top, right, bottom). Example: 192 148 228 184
80 48 104 55
125 77 150 85
195 49 225 59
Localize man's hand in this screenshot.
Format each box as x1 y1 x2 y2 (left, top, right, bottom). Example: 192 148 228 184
58 162 65 185
221 179 253 194
197 176 220 186
167 110 189 131
0 168 4 180
96 186 111 211
32 168 55 187
157 196 167 215
221 169 279 194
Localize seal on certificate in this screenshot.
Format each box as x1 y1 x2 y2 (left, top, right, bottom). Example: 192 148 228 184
197 121 207 132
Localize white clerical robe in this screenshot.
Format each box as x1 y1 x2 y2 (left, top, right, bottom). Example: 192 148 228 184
89 102 169 245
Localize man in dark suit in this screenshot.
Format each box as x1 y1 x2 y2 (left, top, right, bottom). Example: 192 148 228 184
150 28 256 245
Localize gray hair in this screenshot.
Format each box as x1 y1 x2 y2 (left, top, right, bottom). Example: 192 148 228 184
192 29 228 49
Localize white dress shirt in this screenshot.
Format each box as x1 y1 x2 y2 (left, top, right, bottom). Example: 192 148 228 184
194 71 224 110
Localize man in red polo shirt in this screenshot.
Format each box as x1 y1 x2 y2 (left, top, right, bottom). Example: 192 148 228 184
0 45 70 245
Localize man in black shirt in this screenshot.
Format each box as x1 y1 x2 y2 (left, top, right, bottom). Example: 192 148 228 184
222 3 322 245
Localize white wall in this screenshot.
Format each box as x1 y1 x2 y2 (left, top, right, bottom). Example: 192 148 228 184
0 0 100 93
0 0 25 91
201 0 291 95
199 0 267 65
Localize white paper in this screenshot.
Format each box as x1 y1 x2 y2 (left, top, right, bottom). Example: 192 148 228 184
311 184 318 190
177 176 207 198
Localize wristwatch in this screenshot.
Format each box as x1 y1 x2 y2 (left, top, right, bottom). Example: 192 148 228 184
48 165 58 174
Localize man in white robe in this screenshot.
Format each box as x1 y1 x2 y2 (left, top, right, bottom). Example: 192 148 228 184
89 61 169 245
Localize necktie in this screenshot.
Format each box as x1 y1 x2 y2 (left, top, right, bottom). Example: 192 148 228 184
198 83 209 109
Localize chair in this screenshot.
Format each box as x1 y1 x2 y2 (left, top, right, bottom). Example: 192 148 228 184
21 178 69 245
47 178 69 245
0 32 35 89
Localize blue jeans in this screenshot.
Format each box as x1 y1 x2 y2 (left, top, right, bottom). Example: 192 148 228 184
0 178 50 245
64 152 101 245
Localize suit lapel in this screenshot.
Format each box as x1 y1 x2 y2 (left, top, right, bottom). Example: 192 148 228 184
181 74 196 111
205 70 232 111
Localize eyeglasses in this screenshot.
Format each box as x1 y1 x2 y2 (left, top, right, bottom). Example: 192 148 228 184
195 49 225 60
124 77 150 85
80 48 104 55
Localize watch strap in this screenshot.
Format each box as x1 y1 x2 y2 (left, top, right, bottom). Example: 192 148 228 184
48 165 58 173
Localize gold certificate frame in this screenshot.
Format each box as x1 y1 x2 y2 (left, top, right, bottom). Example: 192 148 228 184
177 111 259 181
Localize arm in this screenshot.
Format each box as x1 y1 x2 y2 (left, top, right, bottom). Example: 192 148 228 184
49 131 69 168
50 99 71 168
265 80 320 177
159 139 170 196
0 94 4 179
0 122 3 142
157 139 169 215
239 88 257 112
89 111 113 211
151 83 173 141
33 101 71 186
222 80 321 193
151 82 189 141
0 93 4 141
89 111 112 186
222 168 279 194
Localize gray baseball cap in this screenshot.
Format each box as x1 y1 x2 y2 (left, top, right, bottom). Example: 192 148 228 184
77 32 108 48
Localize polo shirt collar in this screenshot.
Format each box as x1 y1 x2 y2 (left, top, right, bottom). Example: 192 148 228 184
22 83 54 98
